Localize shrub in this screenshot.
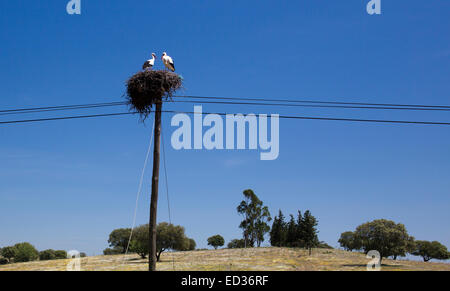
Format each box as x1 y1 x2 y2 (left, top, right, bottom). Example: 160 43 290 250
54 250 68 259
184 238 196 251
103 247 123 256
39 249 56 261
0 257 9 265
13 243 39 263
227 239 246 249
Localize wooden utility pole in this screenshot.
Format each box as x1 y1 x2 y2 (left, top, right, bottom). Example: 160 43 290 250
149 101 162 271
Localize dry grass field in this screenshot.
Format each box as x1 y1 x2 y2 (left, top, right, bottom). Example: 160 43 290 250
1 247 449 271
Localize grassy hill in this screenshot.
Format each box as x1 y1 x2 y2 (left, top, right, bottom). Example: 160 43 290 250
1 247 449 271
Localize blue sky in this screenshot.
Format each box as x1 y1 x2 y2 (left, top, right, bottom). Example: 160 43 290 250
0 0 449 258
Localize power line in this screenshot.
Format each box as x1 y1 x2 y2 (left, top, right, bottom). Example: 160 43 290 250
1 110 450 126
3 98 450 117
0 112 134 124
0 101 126 114
175 95 450 109
0 103 128 117
171 100 450 112
164 110 450 126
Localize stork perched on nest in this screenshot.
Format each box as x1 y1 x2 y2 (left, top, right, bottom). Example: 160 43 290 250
162 52 175 72
142 53 157 71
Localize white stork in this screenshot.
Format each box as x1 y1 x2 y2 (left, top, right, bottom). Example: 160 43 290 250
143 53 157 71
162 52 175 72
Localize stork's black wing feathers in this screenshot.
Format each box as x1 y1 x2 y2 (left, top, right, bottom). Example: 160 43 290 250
169 62 175 72
142 61 153 70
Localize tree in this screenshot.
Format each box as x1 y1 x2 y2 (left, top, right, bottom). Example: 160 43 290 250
1 246 17 261
392 236 416 260
13 243 39 263
129 224 149 259
103 247 123 256
227 239 246 249
237 189 271 247
107 228 132 254
270 210 287 247
412 241 450 262
338 231 359 252
270 209 320 251
130 222 189 262
54 250 68 259
353 219 413 264
185 238 196 251
39 249 56 261
207 235 225 250
301 210 319 254
286 215 298 247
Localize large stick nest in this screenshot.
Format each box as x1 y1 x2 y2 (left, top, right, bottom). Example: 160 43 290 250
126 70 182 120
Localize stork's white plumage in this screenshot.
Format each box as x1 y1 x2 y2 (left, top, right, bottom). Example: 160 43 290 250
162 52 175 72
143 53 157 71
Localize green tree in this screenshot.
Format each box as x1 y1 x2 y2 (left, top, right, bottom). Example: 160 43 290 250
353 219 413 264
129 224 149 259
227 239 246 249
270 211 285 247
130 223 189 261
412 241 450 262
13 242 39 263
237 189 271 247
392 236 416 260
54 250 68 259
1 246 17 261
185 238 196 251
301 210 319 254
286 215 298 247
270 210 287 247
207 235 225 250
0 257 8 265
103 247 123 256
39 249 56 261
338 231 359 252
108 228 132 254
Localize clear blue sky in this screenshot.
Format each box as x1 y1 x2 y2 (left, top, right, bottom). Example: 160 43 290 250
0 1 449 258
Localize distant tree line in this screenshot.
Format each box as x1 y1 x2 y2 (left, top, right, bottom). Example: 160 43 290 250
100 188 449 265
0 243 84 265
339 219 450 263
